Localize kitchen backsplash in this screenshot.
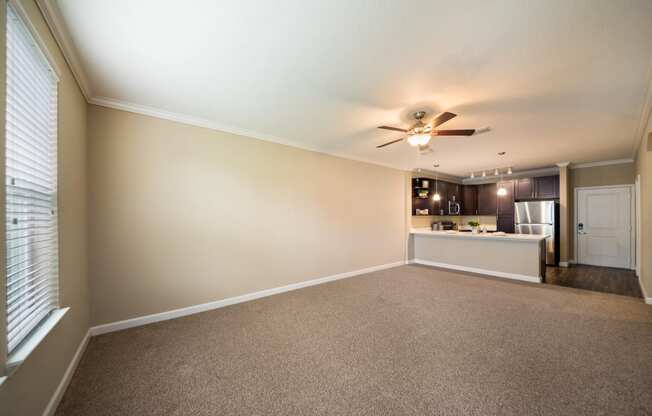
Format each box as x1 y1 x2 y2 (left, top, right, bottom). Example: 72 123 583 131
411 215 498 229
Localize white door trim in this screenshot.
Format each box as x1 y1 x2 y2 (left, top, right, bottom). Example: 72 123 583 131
635 176 641 276
573 184 635 269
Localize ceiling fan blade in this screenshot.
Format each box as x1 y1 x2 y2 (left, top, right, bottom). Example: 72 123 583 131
429 112 457 128
432 129 476 136
378 125 408 132
376 138 405 148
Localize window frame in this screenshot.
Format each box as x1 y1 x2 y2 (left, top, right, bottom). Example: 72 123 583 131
1 0 65 380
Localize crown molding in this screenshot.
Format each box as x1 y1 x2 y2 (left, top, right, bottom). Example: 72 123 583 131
89 96 408 172
35 0 92 99
33 0 408 173
570 158 634 169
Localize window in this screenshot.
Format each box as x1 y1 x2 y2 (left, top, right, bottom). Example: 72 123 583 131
4 1 59 361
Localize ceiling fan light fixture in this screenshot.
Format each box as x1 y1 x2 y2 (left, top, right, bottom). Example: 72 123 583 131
407 134 431 147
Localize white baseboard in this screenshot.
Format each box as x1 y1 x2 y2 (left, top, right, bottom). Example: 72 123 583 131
90 261 407 336
559 261 569 267
638 278 652 305
42 329 91 416
413 259 542 283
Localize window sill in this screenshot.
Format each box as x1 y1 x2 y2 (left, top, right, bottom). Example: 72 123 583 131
2 307 69 382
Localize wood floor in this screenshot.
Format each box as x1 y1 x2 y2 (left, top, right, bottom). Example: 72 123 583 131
545 264 643 298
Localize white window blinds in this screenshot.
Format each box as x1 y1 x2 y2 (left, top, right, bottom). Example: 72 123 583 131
5 2 59 354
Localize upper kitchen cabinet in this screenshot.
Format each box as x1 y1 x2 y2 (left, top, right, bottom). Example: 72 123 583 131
446 182 462 215
477 183 497 215
514 175 559 200
497 180 516 233
534 175 559 199
433 180 448 215
461 185 478 215
515 178 535 199
497 180 515 215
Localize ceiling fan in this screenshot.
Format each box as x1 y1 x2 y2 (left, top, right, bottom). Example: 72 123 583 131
376 111 476 150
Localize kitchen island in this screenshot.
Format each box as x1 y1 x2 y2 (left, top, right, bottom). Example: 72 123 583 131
409 229 547 282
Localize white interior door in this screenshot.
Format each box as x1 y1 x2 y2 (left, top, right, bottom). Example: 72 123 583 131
577 186 631 268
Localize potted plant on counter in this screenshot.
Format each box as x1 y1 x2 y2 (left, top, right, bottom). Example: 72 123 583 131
468 220 480 234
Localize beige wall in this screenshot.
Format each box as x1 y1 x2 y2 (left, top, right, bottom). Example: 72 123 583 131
0 1 90 415
568 163 635 260
635 112 652 298
87 106 407 325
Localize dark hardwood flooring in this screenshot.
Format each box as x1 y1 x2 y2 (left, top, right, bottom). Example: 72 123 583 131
545 264 643 299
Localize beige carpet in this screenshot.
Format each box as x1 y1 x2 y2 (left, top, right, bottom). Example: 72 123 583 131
56 265 652 415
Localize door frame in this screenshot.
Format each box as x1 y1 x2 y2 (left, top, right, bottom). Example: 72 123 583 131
635 175 641 277
573 184 635 269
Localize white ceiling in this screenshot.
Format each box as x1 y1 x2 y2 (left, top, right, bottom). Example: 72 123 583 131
55 0 652 176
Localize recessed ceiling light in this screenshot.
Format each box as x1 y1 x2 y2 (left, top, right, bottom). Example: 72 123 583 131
498 151 506 156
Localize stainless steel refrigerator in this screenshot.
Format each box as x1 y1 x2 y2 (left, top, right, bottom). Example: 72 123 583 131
514 201 557 265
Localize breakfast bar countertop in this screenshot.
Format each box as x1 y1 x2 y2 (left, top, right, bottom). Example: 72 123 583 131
410 228 547 243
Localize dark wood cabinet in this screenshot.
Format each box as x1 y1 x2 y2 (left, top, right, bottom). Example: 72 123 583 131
432 180 446 215
446 182 461 215
477 183 497 215
497 180 515 215
496 180 515 232
515 178 535 200
497 214 515 233
447 183 461 203
461 185 477 215
411 174 558 217
534 175 559 199
514 175 559 200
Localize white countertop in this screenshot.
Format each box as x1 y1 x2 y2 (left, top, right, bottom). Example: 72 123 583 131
411 228 547 242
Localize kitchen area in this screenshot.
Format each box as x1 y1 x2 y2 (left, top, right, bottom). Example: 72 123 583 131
408 172 560 282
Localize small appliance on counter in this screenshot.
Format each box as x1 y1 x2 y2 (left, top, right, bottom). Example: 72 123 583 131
432 220 455 231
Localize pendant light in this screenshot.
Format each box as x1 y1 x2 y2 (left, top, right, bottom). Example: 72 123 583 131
433 175 441 201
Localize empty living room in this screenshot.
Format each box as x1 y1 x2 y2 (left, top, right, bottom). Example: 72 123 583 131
1 1 652 415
